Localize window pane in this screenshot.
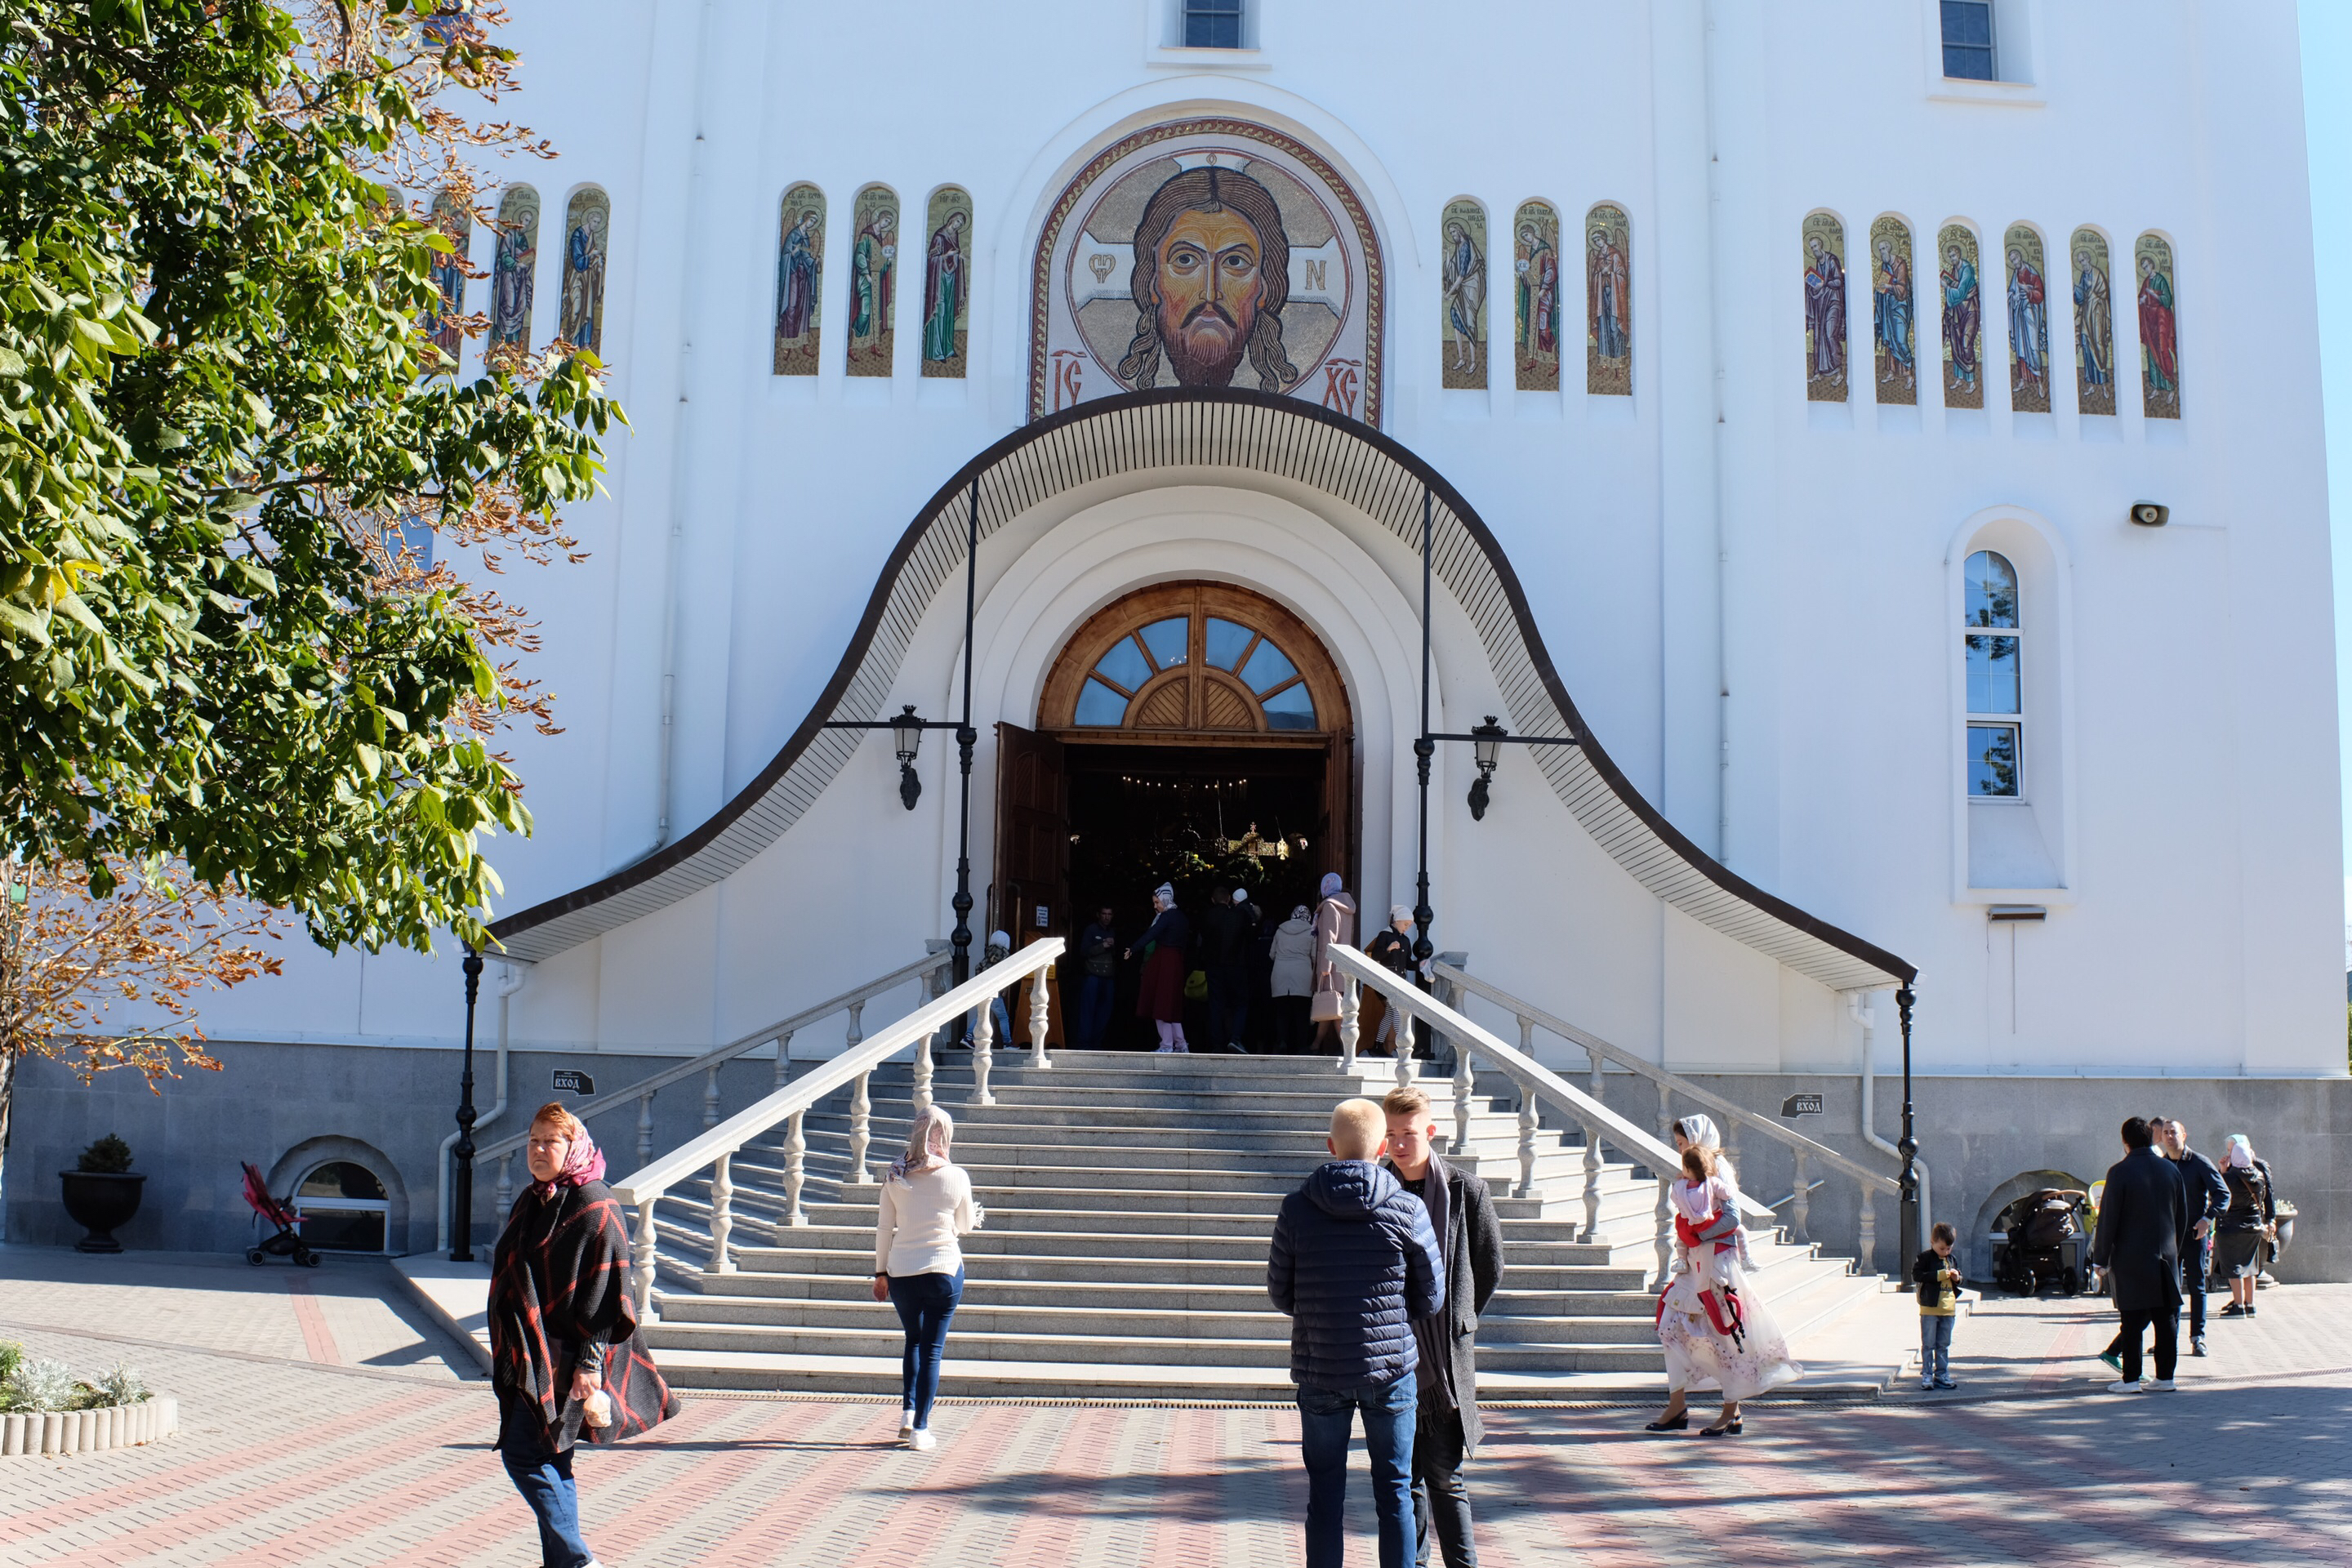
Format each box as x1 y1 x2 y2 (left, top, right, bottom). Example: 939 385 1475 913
1075 678 1129 727
1965 550 2019 628
1263 682 1316 730
1968 724 2020 797
1184 0 1242 47
298 1162 386 1201
1967 633 2020 715
1137 617 1189 668
1093 635 1151 692
1203 617 1254 670
1240 639 1298 693
296 1207 386 1251
1941 0 1993 47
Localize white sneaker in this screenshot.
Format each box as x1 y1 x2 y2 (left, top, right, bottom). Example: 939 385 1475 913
898 1413 915 1441
1919 1377 1935 1391
908 1428 936 1451
2105 1379 2146 1394
2149 1378 2178 1392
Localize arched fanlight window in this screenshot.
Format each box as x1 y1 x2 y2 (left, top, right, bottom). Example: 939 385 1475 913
1964 550 2021 796
1044 583 1345 736
294 1161 390 1253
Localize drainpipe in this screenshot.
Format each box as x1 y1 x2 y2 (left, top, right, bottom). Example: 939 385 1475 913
1851 990 1931 1268
437 960 528 1254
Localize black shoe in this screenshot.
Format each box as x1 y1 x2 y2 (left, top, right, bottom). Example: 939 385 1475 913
1642 1414 1688 1432
2217 1303 2246 1317
2244 1303 2257 1317
1699 1419 1744 1437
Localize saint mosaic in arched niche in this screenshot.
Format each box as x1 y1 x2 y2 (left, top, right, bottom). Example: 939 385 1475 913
558 186 609 355
1031 118 1383 423
489 185 539 355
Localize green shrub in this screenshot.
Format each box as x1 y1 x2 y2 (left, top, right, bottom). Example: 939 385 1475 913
74 1134 132 1174
0 1356 78 1413
93 1365 149 1406
0 1342 20 1386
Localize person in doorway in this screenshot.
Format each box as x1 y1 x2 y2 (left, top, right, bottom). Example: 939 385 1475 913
872 1106 981 1450
1913 1220 1962 1390
975 930 1015 1048
1309 872 1357 1054
2161 1118 2229 1353
1381 1085 1503 1568
2214 1134 2277 1318
2090 1116 2186 1392
1076 906 1120 1049
1268 1098 1446 1568
1127 884 1193 1052
488 1103 677 1568
1269 902 1316 1053
1363 906 1427 1059
1205 885 1259 1054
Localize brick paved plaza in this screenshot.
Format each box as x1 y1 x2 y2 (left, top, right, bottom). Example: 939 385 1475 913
0 1247 2345 1566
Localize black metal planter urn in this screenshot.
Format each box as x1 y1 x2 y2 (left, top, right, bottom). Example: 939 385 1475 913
59 1170 145 1253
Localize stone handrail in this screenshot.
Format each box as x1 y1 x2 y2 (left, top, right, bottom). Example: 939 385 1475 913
1328 944 1851 1288
606 938 1062 1322
473 949 952 1217
1429 957 1897 1273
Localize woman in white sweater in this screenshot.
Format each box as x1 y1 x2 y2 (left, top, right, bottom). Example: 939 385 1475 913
871 1105 981 1450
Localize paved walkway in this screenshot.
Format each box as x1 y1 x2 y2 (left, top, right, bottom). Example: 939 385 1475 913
0 1248 2345 1566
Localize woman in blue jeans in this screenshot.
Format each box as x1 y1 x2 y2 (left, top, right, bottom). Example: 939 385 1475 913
872 1105 982 1450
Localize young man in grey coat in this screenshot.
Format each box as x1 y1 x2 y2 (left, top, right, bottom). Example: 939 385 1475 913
1382 1085 1504 1568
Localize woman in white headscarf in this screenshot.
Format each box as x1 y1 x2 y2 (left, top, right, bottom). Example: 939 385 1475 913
871 1106 981 1449
2214 1134 2277 1317
1672 1115 1755 1270
1125 884 1192 1052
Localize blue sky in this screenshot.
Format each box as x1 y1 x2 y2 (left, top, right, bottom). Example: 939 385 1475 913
2301 2 2352 952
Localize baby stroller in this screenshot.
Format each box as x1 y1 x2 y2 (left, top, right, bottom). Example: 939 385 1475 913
242 1161 322 1267
1993 1187 2088 1295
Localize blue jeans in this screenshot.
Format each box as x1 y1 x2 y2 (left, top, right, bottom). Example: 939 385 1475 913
889 1267 964 1427
1920 1313 1954 1382
1297 1372 1418 1568
1077 973 1116 1047
497 1391 594 1568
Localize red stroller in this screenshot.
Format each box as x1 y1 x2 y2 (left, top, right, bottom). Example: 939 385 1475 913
241 1161 322 1267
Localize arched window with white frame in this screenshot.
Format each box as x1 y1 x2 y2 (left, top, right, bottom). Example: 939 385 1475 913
1964 550 2021 797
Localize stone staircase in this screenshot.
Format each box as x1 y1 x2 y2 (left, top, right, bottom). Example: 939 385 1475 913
632 1049 1888 1400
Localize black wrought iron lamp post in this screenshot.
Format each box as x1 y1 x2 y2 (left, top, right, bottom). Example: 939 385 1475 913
449 946 483 1263
1896 982 1919 1261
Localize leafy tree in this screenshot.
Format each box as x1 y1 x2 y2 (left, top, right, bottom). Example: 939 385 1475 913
0 0 618 956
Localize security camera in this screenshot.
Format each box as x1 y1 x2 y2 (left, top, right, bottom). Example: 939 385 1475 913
2128 501 2168 528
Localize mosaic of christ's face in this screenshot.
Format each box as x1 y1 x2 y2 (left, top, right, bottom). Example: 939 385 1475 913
1153 204 1267 385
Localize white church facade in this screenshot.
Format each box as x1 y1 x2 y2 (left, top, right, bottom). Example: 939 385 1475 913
11 2 2345 1283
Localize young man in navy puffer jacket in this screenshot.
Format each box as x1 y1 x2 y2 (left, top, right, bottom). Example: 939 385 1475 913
1269 1098 1446 1568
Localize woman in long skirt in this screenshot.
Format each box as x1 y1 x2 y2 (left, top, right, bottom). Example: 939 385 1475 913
1646 1146 1801 1437
873 1106 982 1449
1125 883 1192 1052
488 1103 677 1567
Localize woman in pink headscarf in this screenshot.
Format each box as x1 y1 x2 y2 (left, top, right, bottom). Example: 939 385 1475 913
488 1102 675 1567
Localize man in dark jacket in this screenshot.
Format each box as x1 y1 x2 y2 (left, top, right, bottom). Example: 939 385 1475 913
1381 1085 1502 1568
1076 906 1119 1049
2159 1117 2230 1356
2090 1116 2187 1392
1202 886 1258 1054
1270 1098 1446 1568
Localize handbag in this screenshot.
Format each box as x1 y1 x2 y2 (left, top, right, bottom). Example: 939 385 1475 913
1311 987 1343 1023
1184 969 1209 1000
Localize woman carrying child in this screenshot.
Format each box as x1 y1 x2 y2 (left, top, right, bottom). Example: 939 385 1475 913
1645 1143 1802 1437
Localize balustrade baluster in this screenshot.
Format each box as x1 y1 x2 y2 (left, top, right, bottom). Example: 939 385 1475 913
1789 1150 1811 1244
708 1153 735 1274
1724 1119 1741 1179
1394 997 1416 1090
630 1198 658 1324
846 1000 866 1052
1450 1038 1475 1160
1654 1174 1675 1289
783 1109 808 1227
495 1152 513 1218
1857 1180 1878 1276
1338 978 1361 1072
913 1021 936 1115
969 996 994 1107
849 1071 874 1184
637 1090 655 1164
773 1030 794 1089
703 1062 722 1130
1513 1074 1539 1200
1030 960 1054 1069
1584 1047 1606 1244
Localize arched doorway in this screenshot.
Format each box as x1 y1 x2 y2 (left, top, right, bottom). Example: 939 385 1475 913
995 581 1354 1049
